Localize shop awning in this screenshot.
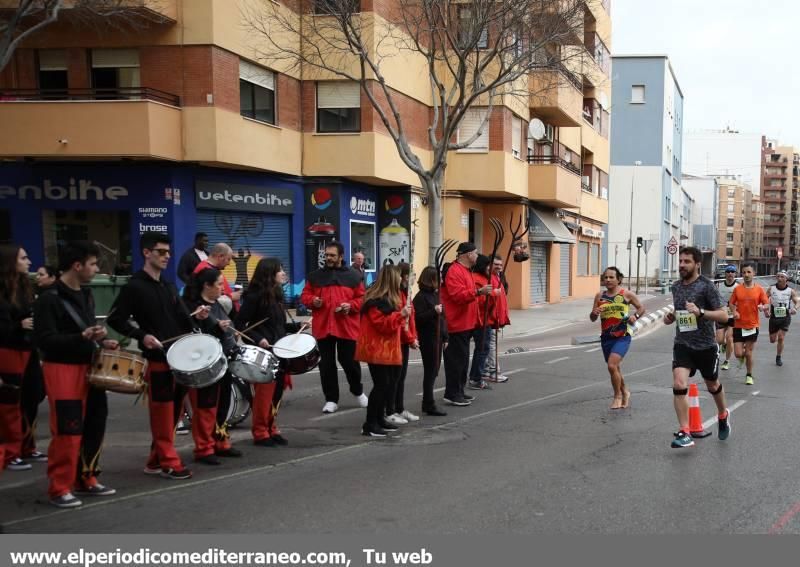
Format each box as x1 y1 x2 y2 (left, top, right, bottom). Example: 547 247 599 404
528 207 576 244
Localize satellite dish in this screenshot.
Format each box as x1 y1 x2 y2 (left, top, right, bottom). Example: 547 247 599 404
597 92 609 109
528 118 546 141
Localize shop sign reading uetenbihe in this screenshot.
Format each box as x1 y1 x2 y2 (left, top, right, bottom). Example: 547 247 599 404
196 180 294 214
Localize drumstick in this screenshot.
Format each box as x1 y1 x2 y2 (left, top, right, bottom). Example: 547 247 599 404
296 318 312 334
233 329 256 343
238 316 270 337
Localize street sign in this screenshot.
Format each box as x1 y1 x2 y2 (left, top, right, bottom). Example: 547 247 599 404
645 239 654 253
777 246 783 259
667 244 678 255
667 236 678 247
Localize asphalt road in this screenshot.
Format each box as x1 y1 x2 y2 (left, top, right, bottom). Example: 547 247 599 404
3 304 800 534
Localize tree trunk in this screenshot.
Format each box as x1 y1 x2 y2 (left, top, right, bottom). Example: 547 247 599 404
423 170 445 264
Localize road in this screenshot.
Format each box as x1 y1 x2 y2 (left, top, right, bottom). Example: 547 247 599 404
3 295 800 534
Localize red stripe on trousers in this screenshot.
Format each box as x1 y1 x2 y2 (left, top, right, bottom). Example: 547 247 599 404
187 385 218 458
0 348 31 467
251 382 280 441
145 362 185 471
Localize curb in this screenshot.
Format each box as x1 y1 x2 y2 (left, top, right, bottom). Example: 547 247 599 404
570 304 675 345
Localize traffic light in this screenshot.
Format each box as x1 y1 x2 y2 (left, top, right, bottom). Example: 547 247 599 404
636 236 643 249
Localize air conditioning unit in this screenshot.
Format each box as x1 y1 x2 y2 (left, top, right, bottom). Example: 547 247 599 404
597 230 605 238
543 124 555 141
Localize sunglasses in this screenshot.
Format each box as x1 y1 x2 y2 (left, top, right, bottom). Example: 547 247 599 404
149 248 171 257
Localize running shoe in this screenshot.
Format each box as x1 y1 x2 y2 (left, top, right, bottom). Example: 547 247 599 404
745 375 754 386
776 355 783 367
721 360 729 371
671 431 695 448
468 380 492 390
718 409 731 441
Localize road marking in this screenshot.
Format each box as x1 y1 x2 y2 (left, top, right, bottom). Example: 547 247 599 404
514 321 580 338
503 368 525 376
625 361 670 377
701 398 747 430
416 387 445 397
585 347 601 353
770 501 800 534
545 356 569 364
309 407 362 422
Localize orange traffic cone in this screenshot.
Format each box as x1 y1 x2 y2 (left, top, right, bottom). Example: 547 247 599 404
688 383 711 438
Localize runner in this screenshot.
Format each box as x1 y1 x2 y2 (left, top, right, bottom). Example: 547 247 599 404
589 267 645 410
729 263 769 386
766 270 799 367
663 247 731 449
715 266 738 371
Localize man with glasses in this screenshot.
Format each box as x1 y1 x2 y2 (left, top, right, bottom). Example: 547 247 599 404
301 242 367 414
108 232 206 480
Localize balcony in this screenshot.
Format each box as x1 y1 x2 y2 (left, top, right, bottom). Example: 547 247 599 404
0 87 181 160
527 142 582 209
530 66 583 127
584 32 611 76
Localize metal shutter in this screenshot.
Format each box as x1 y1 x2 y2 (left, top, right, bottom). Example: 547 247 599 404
195 211 293 298
529 242 548 305
457 108 489 150
560 243 571 297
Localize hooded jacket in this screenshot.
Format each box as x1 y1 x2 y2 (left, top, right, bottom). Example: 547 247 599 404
412 284 448 343
355 297 404 366
34 281 97 364
0 288 33 352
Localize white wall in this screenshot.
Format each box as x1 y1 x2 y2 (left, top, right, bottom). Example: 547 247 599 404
683 131 762 194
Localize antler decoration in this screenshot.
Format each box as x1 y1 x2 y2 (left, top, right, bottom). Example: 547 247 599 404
502 211 531 274
433 238 458 373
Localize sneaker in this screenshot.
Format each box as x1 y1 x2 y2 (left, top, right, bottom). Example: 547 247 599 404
443 396 471 406
23 451 47 463
745 375 754 386
322 401 338 414
721 360 729 371
75 483 116 497
379 420 399 431
468 380 492 390
399 410 420 422
160 467 192 480
718 409 731 441
50 492 83 509
6 458 32 471
461 393 475 401
362 425 387 437
777 355 783 367
356 393 369 408
671 431 695 449
195 454 222 465
215 447 244 457
484 374 509 383
254 437 276 447
175 420 190 436
386 413 408 425
422 405 447 416
143 465 161 475
271 434 288 446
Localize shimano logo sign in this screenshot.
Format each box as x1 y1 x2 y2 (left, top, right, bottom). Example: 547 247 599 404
0 179 128 201
350 196 376 217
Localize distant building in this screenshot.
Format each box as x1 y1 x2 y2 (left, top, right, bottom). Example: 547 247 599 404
682 174 719 275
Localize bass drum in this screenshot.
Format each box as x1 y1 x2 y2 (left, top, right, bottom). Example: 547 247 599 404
182 376 253 429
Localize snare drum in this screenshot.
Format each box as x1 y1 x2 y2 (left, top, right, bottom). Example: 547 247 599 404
167 333 227 389
272 333 320 375
88 349 147 395
230 345 279 384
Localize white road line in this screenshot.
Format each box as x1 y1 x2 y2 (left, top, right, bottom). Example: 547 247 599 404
309 407 362 422
702 398 748 430
503 368 525 376
545 356 570 364
585 347 601 353
753 390 761 396
625 361 670 377
513 321 580 338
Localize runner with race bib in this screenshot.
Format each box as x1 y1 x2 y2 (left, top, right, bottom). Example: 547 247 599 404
715 266 739 371
729 263 770 385
766 271 799 367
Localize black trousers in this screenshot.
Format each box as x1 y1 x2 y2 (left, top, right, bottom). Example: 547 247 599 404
21 351 46 456
365 364 399 428
386 344 410 415
419 335 442 409
318 337 363 403
443 330 471 399
78 386 108 482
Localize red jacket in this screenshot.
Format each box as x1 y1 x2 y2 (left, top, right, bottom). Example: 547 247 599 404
472 273 504 328
355 299 404 365
300 266 365 341
441 261 478 333
492 273 511 328
400 290 417 345
193 260 239 311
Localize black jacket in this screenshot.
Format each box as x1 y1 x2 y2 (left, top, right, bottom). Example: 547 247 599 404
185 297 238 356
33 281 97 364
107 270 192 362
177 247 207 285
0 291 33 352
413 285 448 343
235 289 300 347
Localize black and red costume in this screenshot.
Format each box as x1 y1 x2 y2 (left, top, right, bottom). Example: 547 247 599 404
413 283 448 412
441 260 480 402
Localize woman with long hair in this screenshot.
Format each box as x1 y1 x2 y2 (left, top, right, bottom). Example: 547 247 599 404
0 244 35 472
384 262 419 425
413 266 448 417
235 257 299 447
356 265 409 437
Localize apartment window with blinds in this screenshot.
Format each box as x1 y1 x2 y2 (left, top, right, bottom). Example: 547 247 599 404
727 218 734 227
240 60 276 125
578 242 589 276
38 49 68 96
512 116 522 159
458 7 488 49
91 49 140 96
631 85 645 104
317 82 361 133
457 109 489 152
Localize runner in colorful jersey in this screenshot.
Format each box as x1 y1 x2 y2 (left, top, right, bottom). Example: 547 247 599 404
729 263 770 386
715 266 739 371
766 271 799 367
590 267 645 410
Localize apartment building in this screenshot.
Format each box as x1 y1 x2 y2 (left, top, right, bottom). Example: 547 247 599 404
682 173 718 275
0 0 611 307
759 137 800 272
607 55 687 283
715 176 752 268
746 195 766 273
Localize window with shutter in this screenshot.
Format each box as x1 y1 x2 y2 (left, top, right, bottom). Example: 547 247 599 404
512 116 522 159
38 49 68 96
457 108 489 152
631 85 645 103
91 49 140 97
239 60 276 125
317 82 361 133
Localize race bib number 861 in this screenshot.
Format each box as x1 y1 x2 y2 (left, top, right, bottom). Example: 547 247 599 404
676 310 698 332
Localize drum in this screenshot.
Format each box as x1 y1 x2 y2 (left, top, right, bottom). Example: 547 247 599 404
230 345 279 384
272 333 320 375
88 349 147 394
182 376 252 428
167 333 227 389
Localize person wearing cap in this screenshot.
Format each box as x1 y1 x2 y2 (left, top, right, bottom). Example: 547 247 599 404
766 270 800 366
716 265 739 371
440 242 494 406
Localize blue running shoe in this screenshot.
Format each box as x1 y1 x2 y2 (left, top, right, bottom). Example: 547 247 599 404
671 431 695 448
718 409 731 441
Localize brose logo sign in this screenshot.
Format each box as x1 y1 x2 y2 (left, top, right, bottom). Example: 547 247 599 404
350 196 376 217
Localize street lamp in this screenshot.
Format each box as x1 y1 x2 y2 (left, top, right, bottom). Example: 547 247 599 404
628 160 642 280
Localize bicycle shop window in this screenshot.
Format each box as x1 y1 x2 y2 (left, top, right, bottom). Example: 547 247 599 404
41 210 132 275
317 82 361 133
239 60 276 125
91 49 140 98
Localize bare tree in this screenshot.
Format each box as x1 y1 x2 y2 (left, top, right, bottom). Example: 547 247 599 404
244 0 595 258
0 0 170 72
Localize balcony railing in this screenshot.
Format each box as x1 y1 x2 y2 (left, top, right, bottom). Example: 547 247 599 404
555 63 583 91
0 87 181 107
527 140 582 176
584 32 610 75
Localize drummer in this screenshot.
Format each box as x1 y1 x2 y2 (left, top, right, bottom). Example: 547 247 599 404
183 267 242 465
34 241 119 508
235 258 301 447
108 232 204 481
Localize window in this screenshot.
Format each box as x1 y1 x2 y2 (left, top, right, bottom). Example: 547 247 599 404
317 82 360 133
578 242 589 276
631 85 645 104
727 203 734 213
728 189 735 197
91 49 140 96
727 218 734 227
511 116 522 159
458 7 488 49
727 232 734 242
591 243 600 275
726 247 734 257
314 0 360 14
38 49 68 96
468 209 483 250
239 60 276 125
457 108 490 152
350 220 375 272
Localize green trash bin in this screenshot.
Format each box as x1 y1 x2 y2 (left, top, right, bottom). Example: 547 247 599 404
87 275 130 342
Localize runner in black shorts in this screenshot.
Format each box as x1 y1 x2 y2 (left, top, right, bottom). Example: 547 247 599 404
766 271 799 366
715 266 738 371
664 246 731 449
